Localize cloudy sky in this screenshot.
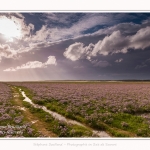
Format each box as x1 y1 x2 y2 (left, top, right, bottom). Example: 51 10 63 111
0 13 150 81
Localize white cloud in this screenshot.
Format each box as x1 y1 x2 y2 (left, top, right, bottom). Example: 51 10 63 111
63 41 112 67
115 58 123 63
4 67 16 72
45 56 57 65
0 44 18 61
92 26 150 56
68 14 111 35
35 17 147 47
64 42 95 61
31 25 49 42
4 55 57 72
63 42 86 61
130 26 150 50
93 22 141 37
30 14 114 43
64 31 128 62
64 26 150 63
92 30 129 56
17 61 46 70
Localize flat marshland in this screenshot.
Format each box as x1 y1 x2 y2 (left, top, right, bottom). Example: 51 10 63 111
1 81 150 137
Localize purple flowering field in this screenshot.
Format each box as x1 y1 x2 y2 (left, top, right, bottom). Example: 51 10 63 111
8 81 150 137
11 82 150 113
0 82 43 137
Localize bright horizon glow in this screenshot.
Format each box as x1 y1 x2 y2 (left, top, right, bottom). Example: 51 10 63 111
0 17 21 40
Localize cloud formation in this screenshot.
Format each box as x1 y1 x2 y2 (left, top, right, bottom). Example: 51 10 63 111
92 30 128 56
63 42 93 61
0 44 18 61
4 56 57 72
30 13 123 43
64 26 150 63
1 13 150 66
130 26 150 50
1 13 150 80
0 14 35 62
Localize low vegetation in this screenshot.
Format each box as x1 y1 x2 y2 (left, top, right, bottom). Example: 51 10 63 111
7 82 150 137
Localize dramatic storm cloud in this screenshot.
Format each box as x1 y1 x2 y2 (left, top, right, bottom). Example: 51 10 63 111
1 13 150 80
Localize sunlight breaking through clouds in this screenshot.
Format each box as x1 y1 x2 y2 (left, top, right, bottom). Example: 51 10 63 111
0 16 21 39
1 13 150 80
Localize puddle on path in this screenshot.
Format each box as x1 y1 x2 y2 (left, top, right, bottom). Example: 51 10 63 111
16 106 26 111
31 120 38 124
20 89 111 138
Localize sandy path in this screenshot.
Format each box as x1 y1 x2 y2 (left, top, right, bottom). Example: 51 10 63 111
12 87 57 137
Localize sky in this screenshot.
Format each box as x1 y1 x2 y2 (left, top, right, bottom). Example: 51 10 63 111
0 12 150 81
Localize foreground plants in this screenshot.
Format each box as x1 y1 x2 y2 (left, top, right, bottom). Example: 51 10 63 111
8 82 150 137
21 100 93 137
0 83 43 137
